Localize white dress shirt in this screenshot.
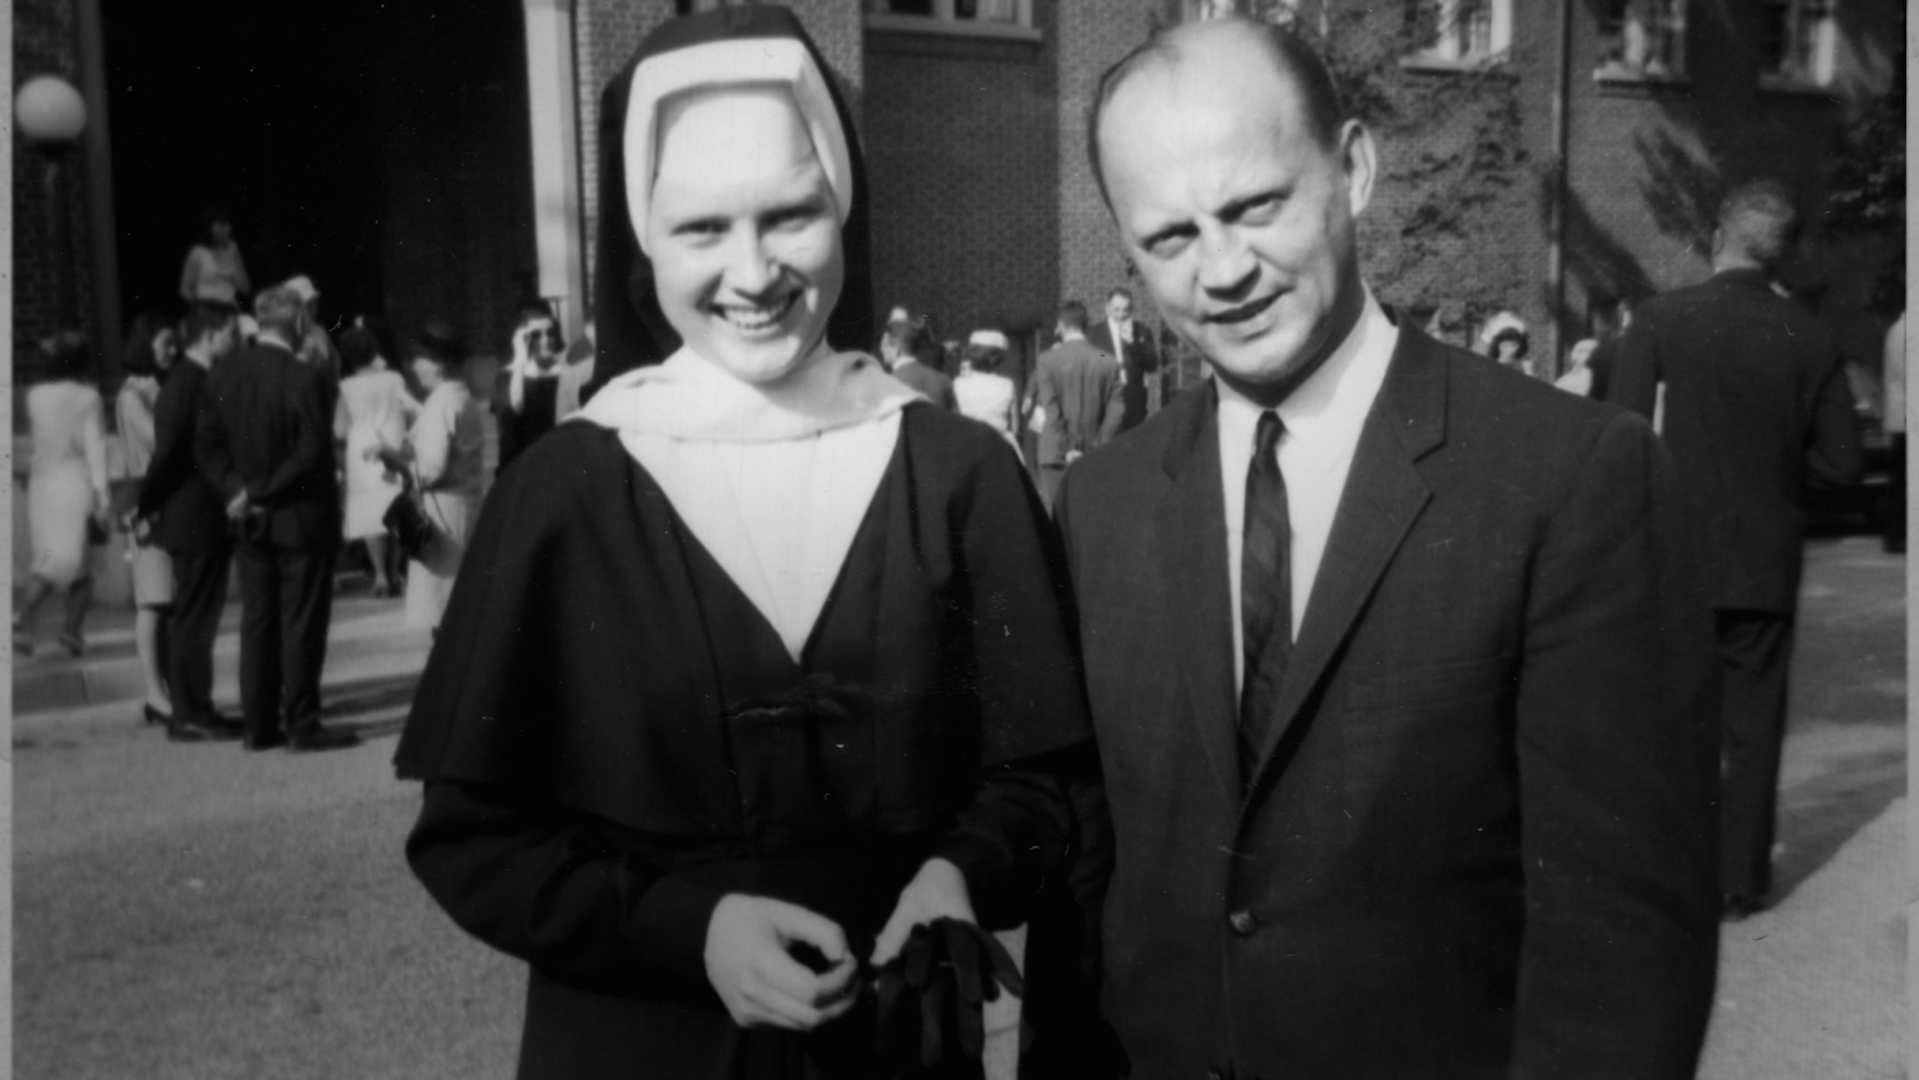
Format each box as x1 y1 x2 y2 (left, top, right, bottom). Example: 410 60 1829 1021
1218 288 1398 695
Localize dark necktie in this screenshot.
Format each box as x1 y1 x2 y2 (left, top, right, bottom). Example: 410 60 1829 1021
1239 410 1291 786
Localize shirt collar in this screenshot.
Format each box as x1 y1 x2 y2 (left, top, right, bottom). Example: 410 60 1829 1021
1215 286 1398 468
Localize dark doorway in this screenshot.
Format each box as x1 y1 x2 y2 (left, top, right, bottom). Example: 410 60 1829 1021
101 0 536 357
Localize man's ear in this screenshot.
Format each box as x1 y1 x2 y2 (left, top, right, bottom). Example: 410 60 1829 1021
1340 119 1378 219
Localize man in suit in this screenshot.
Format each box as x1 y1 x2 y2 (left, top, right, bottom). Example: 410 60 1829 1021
197 285 359 753
1605 180 1862 917
136 305 245 743
1085 287 1158 433
494 298 570 476
1058 18 1721 1078
1032 300 1123 511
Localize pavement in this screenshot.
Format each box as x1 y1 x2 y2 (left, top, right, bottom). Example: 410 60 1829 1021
11 580 432 718
9 536 1908 1078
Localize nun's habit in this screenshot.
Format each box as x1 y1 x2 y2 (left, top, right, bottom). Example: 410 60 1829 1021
394 9 1103 1078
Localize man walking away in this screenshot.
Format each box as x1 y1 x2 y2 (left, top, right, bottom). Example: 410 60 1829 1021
1606 179 1863 918
1032 300 1122 512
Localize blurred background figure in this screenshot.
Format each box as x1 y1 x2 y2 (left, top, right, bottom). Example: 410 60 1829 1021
1882 310 1906 554
954 329 1021 458
280 274 342 398
1481 311 1531 376
138 306 247 743
1555 338 1600 397
336 322 420 597
878 304 914 368
177 204 251 311
115 312 180 723
492 299 567 477
378 322 485 631
17 331 111 658
1085 287 1158 435
890 317 957 409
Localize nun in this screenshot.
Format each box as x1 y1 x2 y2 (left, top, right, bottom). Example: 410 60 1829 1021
394 7 1105 1078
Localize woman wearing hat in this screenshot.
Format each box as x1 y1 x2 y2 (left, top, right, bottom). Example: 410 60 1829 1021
395 8 1103 1078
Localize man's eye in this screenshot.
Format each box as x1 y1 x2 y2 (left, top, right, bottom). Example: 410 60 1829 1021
675 219 727 239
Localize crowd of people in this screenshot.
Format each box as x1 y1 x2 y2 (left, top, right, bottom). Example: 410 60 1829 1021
15 5 1897 1078
16 205 597 751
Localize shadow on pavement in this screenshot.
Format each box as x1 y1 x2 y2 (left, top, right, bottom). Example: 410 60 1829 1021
1768 746 1906 903
322 672 420 738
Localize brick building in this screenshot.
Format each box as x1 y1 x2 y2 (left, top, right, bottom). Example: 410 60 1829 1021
13 0 1903 398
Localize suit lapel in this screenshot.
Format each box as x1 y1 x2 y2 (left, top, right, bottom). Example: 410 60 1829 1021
1153 382 1239 804
1244 329 1449 799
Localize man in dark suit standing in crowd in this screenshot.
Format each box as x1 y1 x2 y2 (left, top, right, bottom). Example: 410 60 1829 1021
196 285 359 753
136 305 245 742
1032 299 1122 511
1085 286 1158 433
1058 17 1720 1078
494 299 570 477
1606 180 1862 918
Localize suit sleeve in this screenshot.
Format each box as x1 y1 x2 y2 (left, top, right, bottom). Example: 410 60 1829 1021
1805 353 1864 490
250 366 330 506
928 433 1103 931
195 372 243 503
138 377 195 518
1509 411 1720 1078
1602 318 1660 419
1096 372 1126 447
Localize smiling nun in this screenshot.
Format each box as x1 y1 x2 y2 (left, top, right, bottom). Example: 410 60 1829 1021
393 7 1103 1078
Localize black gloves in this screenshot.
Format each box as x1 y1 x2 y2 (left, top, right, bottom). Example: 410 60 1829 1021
873 918 1025 1078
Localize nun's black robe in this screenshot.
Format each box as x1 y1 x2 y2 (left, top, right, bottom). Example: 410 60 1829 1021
395 404 1102 1078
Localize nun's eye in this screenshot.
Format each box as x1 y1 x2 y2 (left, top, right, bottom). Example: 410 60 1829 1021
673 217 729 240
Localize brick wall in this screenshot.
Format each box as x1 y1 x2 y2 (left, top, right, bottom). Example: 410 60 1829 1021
865 22 1059 354
1054 0 1162 325
13 0 98 375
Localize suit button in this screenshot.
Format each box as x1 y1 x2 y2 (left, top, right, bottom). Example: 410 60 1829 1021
1228 908 1258 936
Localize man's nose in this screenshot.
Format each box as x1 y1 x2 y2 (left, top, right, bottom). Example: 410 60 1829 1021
1196 228 1257 298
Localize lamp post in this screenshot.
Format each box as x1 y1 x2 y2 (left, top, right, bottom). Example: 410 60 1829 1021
16 74 89 330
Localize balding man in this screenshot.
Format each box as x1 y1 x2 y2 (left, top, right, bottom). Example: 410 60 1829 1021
1056 17 1720 1078
1607 181 1863 919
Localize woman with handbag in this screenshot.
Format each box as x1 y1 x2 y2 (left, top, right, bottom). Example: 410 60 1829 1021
372 322 484 631
336 323 419 597
393 8 1110 1078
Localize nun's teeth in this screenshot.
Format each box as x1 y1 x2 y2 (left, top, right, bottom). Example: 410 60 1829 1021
719 292 796 330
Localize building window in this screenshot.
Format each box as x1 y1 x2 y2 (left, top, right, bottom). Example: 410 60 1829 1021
1182 0 1302 24
865 0 1039 40
1760 0 1837 88
1409 0 1512 66
1596 0 1687 81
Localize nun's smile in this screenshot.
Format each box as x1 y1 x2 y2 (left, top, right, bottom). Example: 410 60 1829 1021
646 87 845 386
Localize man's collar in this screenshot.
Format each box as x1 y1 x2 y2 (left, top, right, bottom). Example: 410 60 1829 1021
184 349 214 370
1214 285 1395 423
255 330 296 353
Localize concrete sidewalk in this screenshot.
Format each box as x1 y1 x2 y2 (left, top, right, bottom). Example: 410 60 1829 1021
11 588 431 717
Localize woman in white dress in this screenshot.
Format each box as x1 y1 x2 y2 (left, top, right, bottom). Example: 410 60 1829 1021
335 324 419 596
115 312 179 721
375 322 485 631
952 329 1023 460
17 332 111 657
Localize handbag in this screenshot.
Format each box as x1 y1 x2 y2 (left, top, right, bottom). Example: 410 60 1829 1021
382 467 437 563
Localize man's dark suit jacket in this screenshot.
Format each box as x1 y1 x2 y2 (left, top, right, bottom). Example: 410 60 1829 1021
136 361 228 555
195 338 341 549
1034 338 1123 468
1606 267 1862 612
1056 326 1721 1079
890 357 957 410
1085 319 1158 433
